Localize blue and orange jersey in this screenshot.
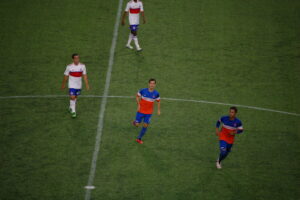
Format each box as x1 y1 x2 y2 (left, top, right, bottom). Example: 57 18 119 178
216 116 244 144
137 88 160 114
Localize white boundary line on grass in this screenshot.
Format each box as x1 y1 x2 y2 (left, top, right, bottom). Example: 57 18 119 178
1 94 300 117
83 0 123 199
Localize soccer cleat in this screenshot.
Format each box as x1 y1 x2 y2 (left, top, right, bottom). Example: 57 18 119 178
216 160 222 169
71 112 77 118
136 47 143 51
136 138 143 144
126 44 134 49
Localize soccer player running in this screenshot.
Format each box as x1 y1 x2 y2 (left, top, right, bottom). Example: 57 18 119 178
133 78 161 144
215 107 244 169
121 0 146 51
61 53 90 118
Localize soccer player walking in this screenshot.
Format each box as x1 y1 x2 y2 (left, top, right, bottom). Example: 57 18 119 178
121 0 146 51
215 107 244 169
61 53 90 118
133 79 161 144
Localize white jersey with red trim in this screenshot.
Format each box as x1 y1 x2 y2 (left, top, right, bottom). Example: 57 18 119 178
125 0 144 25
64 63 86 89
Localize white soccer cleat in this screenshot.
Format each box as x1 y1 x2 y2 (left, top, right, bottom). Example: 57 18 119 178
216 160 222 169
136 47 142 51
126 44 134 49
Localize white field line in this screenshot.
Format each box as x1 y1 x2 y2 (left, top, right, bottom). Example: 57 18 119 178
0 94 299 117
84 0 124 199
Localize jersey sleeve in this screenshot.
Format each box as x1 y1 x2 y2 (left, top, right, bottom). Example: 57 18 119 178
125 2 130 12
64 66 70 76
137 89 143 97
140 2 144 11
82 65 87 75
216 116 225 128
156 92 160 102
237 120 244 134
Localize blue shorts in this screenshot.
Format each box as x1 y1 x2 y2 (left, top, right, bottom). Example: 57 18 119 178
130 25 139 31
69 88 81 96
219 140 233 152
135 112 152 124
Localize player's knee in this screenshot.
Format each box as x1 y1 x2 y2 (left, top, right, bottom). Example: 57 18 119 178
131 31 137 36
220 147 227 154
143 123 149 128
70 96 76 100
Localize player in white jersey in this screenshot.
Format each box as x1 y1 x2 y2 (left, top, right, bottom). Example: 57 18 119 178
61 53 90 118
121 0 145 51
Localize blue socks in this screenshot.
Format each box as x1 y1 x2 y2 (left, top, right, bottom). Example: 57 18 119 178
138 127 148 140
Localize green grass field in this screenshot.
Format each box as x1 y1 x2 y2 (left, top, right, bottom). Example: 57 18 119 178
0 0 300 199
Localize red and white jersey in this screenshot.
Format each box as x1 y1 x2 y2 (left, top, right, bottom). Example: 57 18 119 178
64 63 87 89
125 0 144 25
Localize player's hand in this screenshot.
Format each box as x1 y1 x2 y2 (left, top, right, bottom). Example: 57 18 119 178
137 105 140 112
157 110 161 115
61 85 66 90
143 19 146 24
86 85 90 91
215 129 220 136
229 130 237 136
121 20 125 26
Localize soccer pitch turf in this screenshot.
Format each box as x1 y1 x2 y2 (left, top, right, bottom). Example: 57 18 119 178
0 0 300 199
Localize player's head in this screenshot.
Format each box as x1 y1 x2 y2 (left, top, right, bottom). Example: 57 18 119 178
229 106 238 118
72 53 80 64
148 78 156 90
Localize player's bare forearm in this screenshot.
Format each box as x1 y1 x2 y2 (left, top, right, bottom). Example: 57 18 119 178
141 12 146 24
121 12 127 25
61 75 68 90
83 75 90 90
215 128 220 136
136 96 141 111
157 102 161 115
230 130 237 136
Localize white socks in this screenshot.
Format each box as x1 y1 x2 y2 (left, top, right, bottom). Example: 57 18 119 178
127 33 133 46
133 36 140 49
70 99 76 113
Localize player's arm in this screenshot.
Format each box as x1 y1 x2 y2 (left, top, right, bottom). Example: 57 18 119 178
236 121 244 134
83 74 90 91
61 66 70 90
141 11 146 24
121 11 128 25
122 3 129 26
136 94 141 111
140 2 146 24
230 122 243 135
215 118 222 136
61 75 68 90
157 101 161 115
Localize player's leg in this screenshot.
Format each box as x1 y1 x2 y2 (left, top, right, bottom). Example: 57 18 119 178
133 112 143 127
136 114 151 143
131 25 142 51
126 26 134 49
137 123 149 141
69 89 80 118
218 140 229 163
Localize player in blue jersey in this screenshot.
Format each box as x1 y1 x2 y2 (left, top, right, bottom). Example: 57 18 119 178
215 107 244 169
132 78 161 144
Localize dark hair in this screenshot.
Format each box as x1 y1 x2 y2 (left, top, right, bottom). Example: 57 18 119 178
72 53 79 59
148 78 156 83
230 106 238 113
